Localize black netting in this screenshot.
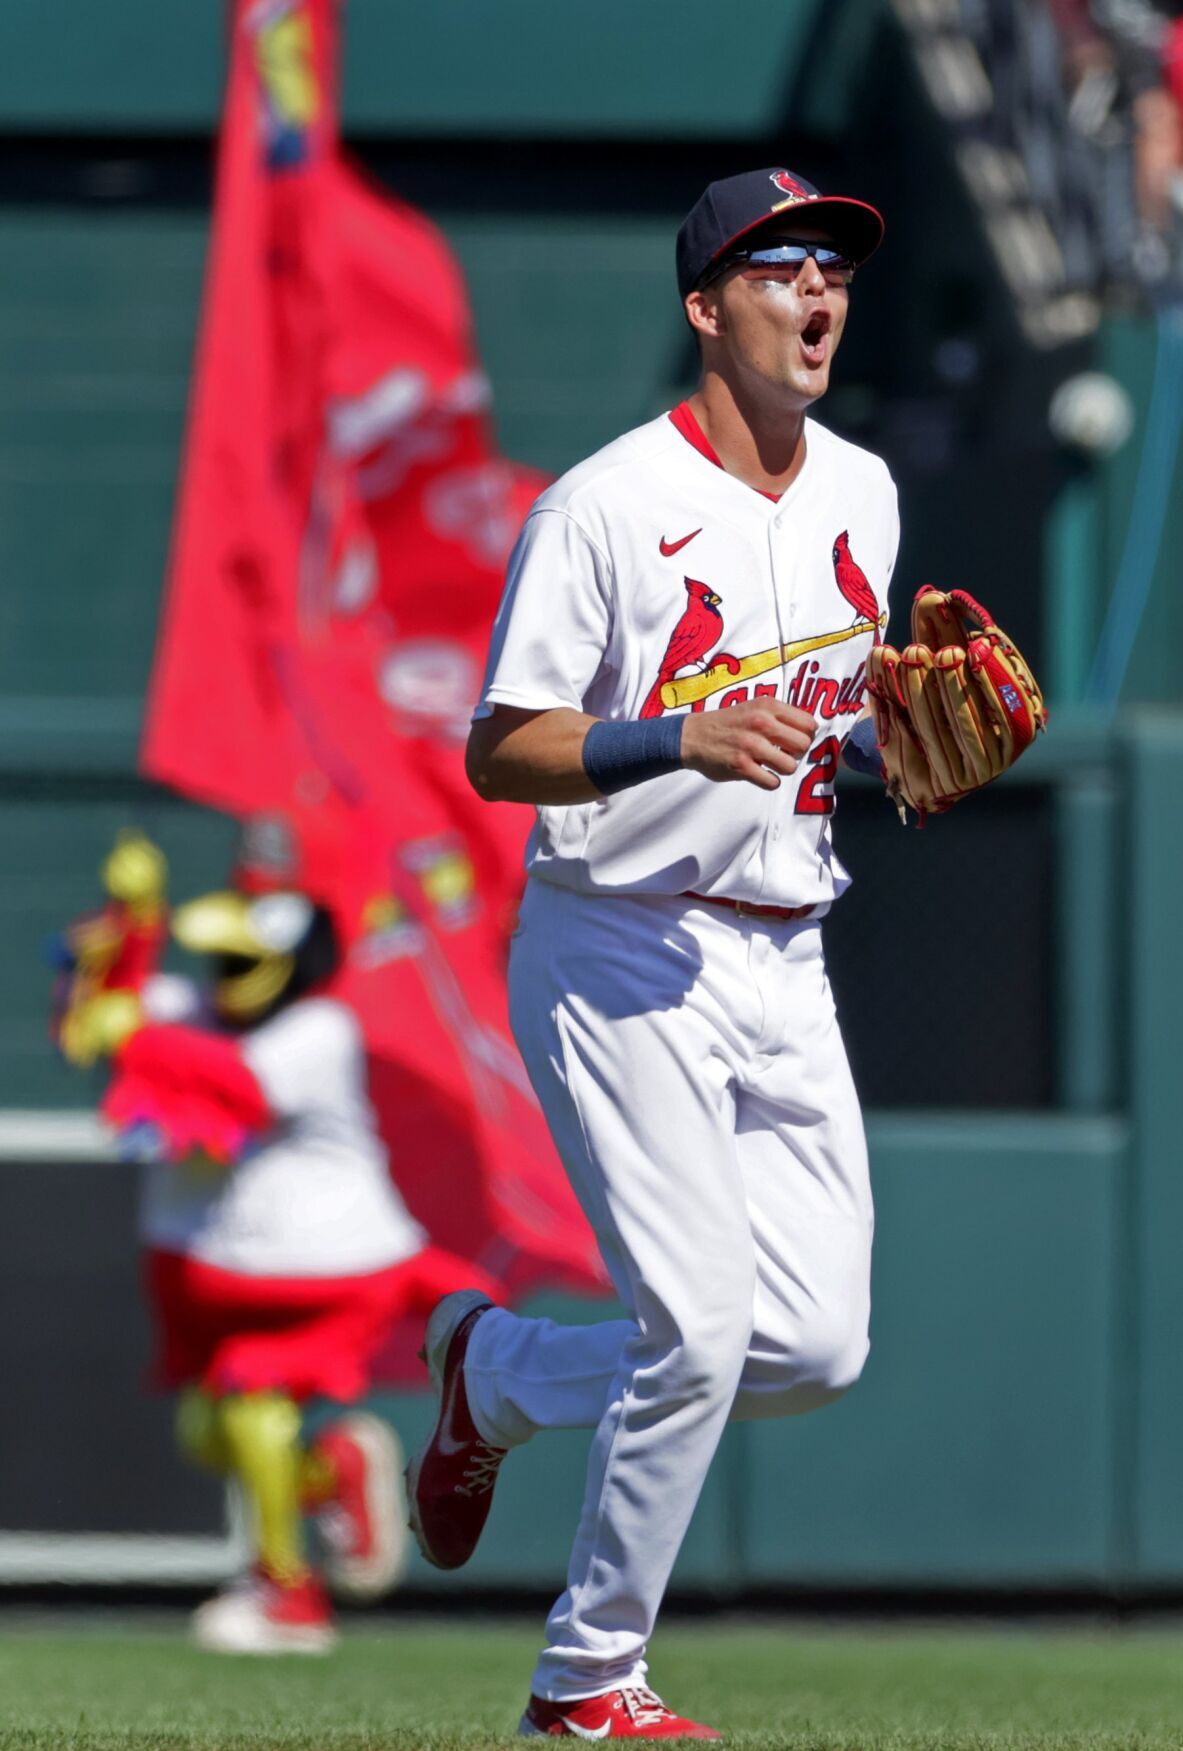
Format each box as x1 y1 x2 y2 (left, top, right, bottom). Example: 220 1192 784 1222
825 782 1055 1109
0 1158 224 1535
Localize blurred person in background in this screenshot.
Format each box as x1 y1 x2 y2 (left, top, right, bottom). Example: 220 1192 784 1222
50 825 499 1653
1057 0 1183 274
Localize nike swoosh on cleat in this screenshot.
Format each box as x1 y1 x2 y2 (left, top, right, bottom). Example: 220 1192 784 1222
558 1719 612 1740
659 528 701 556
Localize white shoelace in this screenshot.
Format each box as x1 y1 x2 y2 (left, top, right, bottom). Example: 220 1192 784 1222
457 1441 506 1498
620 1687 674 1728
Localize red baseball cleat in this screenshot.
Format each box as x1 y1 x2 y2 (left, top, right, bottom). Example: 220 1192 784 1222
519 1687 722 1739
307 1411 408 1601
405 1289 506 1570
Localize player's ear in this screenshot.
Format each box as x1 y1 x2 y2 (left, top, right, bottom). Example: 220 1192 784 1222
684 287 724 343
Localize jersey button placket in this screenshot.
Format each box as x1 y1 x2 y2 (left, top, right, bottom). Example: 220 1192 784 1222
767 514 791 854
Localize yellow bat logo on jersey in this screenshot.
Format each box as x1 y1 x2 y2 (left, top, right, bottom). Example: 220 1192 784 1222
660 615 886 710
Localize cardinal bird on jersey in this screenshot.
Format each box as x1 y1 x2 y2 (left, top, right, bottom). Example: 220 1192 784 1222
832 531 881 644
640 578 732 719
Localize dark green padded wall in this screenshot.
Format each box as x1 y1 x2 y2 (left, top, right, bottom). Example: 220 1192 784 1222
1128 716 1183 1580
0 209 693 710
0 215 203 704
1096 322 1183 708
1044 319 1183 710
739 1117 1123 1585
454 217 692 470
0 0 827 136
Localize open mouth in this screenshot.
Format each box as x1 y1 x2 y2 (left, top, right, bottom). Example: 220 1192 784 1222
800 310 831 365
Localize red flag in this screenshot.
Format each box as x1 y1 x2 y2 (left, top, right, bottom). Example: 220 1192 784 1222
1168 20 1183 110
143 0 340 813
142 0 608 1351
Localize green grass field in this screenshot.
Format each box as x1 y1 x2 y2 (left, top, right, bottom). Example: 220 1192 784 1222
0 1616 1178 1750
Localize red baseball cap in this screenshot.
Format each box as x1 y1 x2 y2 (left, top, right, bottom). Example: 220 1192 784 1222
676 167 885 301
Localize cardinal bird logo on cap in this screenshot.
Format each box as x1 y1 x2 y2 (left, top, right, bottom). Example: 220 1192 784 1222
640 578 739 719
770 170 814 202
832 531 882 645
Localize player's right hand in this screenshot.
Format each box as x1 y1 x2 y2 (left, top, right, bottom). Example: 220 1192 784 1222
680 700 817 791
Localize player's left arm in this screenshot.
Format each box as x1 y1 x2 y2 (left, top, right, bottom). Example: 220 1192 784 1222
841 710 884 779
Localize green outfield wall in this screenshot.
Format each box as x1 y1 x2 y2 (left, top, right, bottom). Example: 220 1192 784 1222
0 1 845 139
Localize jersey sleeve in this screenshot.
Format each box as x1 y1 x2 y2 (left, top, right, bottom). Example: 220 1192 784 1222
240 999 359 1121
475 507 613 718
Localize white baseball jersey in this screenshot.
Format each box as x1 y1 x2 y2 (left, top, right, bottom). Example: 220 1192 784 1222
478 404 899 909
138 992 425 1279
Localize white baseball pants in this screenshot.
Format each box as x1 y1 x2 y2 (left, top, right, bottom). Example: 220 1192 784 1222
465 881 873 1701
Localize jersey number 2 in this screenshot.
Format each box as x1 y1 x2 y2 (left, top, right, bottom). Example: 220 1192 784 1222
795 735 840 815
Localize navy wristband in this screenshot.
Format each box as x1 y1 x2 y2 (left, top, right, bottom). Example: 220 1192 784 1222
582 716 685 796
841 715 885 779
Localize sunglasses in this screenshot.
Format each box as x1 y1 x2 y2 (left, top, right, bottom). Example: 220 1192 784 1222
704 241 855 288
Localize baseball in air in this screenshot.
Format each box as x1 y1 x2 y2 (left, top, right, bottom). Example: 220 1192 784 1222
1048 371 1135 458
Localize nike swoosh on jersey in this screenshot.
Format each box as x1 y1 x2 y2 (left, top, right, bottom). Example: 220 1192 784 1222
558 1719 612 1741
659 528 702 557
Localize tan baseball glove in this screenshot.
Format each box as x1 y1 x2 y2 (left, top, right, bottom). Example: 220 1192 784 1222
865 587 1047 823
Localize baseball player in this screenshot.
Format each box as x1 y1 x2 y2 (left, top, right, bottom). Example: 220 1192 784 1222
409 168 895 1738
